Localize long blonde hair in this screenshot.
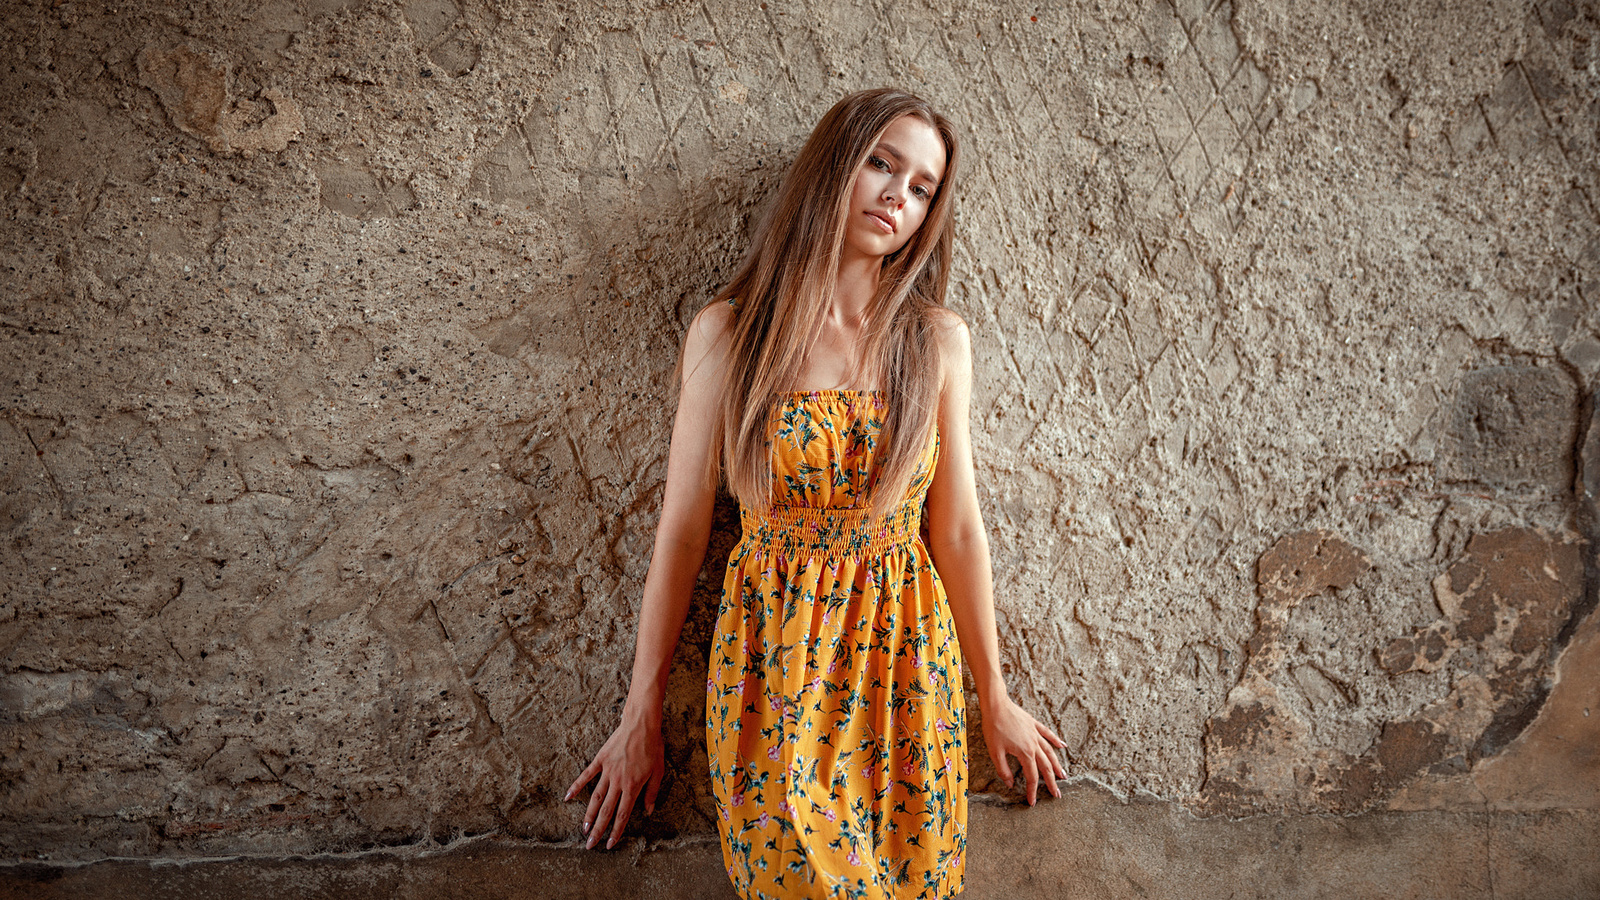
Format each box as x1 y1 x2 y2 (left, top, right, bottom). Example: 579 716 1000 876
711 88 960 514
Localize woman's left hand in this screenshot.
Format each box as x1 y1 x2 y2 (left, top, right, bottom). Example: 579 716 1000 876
980 694 1068 805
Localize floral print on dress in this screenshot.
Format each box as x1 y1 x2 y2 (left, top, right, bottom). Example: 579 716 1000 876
708 390 967 900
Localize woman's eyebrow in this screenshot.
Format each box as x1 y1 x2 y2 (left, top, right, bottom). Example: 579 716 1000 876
875 141 941 186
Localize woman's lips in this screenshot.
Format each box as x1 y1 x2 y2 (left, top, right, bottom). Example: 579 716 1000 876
866 211 895 233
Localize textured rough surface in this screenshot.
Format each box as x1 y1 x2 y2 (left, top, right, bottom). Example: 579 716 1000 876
5 795 1600 899
1390 568 1600 813
1 0 1598 875
1199 526 1587 815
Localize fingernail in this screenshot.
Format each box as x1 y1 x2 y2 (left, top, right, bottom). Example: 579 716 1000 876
606 838 615 849
582 821 590 834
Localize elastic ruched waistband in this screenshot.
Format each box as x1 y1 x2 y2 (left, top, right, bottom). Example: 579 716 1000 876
737 503 923 560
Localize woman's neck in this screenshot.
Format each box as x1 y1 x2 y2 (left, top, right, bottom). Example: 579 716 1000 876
792 250 884 391
831 250 882 324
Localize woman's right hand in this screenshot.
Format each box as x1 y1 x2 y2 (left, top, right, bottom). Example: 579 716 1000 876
563 304 730 850
564 711 665 849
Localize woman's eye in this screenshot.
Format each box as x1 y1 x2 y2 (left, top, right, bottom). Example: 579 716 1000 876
869 156 889 171
913 185 930 200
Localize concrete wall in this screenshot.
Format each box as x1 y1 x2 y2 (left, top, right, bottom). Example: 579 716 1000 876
1 0 1597 876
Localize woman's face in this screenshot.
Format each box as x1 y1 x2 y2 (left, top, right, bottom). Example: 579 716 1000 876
842 114 947 262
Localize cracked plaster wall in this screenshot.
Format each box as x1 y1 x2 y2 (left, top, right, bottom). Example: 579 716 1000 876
0 0 1597 863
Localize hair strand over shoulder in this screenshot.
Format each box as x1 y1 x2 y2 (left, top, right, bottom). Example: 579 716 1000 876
707 87 961 517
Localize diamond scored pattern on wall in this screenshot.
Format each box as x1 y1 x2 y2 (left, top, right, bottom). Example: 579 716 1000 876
1450 2 1586 171
1134 0 1271 236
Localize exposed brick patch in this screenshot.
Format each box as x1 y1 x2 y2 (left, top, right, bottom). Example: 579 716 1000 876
1202 527 1588 816
1256 530 1375 608
1380 623 1453 675
1198 531 1370 816
1321 719 1452 812
137 43 304 155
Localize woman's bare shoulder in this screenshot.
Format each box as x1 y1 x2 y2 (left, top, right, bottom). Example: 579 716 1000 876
925 306 971 360
691 298 737 340
681 300 737 389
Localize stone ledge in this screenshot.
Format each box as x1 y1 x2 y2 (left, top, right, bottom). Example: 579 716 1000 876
5 789 1597 900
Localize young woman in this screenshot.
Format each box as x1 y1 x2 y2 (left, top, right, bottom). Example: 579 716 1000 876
566 88 1067 899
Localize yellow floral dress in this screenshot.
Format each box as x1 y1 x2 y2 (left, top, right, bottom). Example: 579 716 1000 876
706 390 968 900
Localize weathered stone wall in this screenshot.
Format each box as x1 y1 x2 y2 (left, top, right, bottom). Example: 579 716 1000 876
1 0 1596 864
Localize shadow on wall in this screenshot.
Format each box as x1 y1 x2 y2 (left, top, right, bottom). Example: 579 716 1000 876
347 93 800 845
1 0 796 855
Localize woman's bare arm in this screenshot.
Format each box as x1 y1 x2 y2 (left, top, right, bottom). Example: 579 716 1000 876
564 302 734 848
922 310 1067 806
